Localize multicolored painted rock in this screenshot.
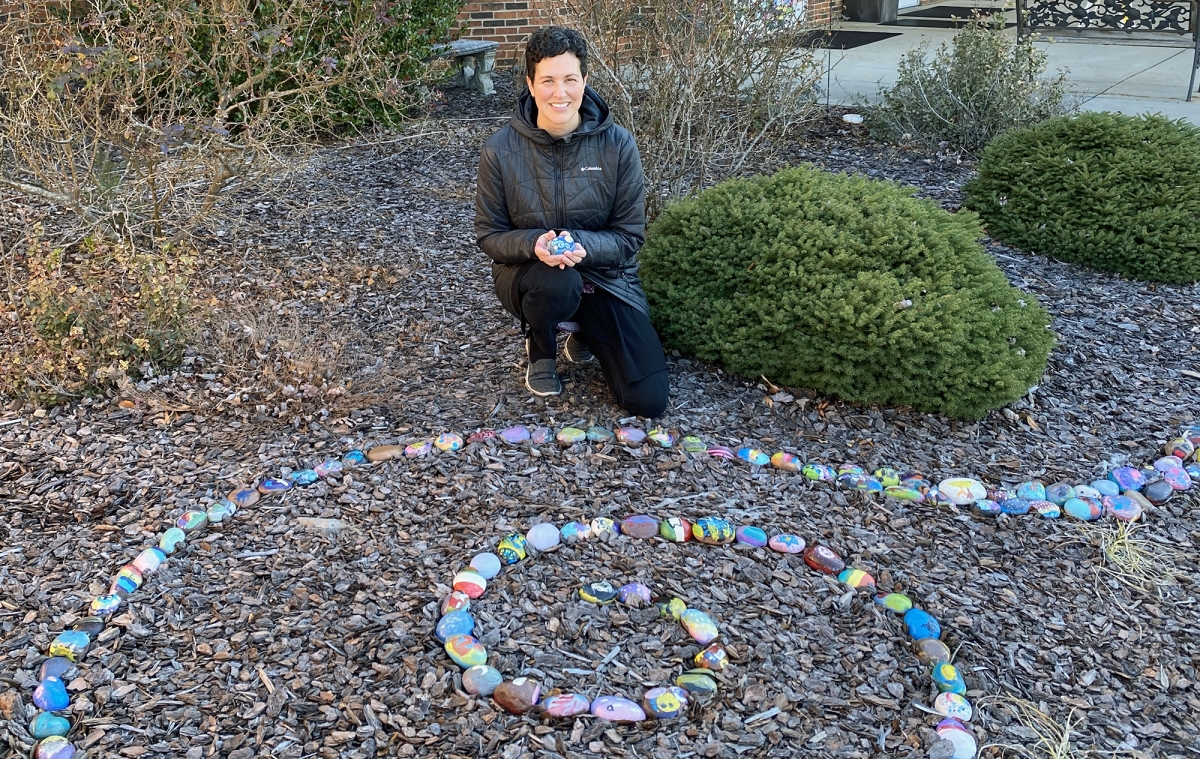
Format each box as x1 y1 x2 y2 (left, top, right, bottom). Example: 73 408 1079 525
557 427 586 445
802 463 837 481
1090 479 1120 497
707 445 735 460
735 525 768 547
914 638 952 666
642 686 688 719
206 499 236 524
286 469 319 486
1166 437 1196 460
620 515 659 539
840 473 883 492
366 445 404 462
499 426 530 444
873 468 900 487
540 692 590 717
39 657 76 682
767 533 805 553
462 665 503 696
876 593 913 613
938 478 986 505
618 582 652 605
33 736 75 759
1104 495 1142 521
110 565 143 596
1155 456 1184 473
467 430 496 444
1045 482 1076 505
904 608 941 640
660 517 692 542
803 544 845 574
591 695 646 722
885 485 925 503
675 670 718 695
972 499 1002 516
616 427 646 446
30 712 70 739
771 452 801 472
435 610 475 642
695 642 728 671
176 510 208 532
342 450 367 466
934 692 973 721
547 231 575 255
1032 500 1060 518
434 433 464 452
1063 497 1103 521
580 581 618 604
1144 479 1175 505
131 548 165 577
48 631 89 661
737 447 770 466
33 677 69 711
1015 480 1046 500
526 523 561 551
560 521 592 543
681 436 707 453
935 718 977 759
657 597 688 620
469 553 501 580
1108 466 1146 491
692 516 735 545
1162 466 1192 491
444 635 487 669
530 427 553 444
440 591 471 615
931 662 967 694
586 426 614 442
404 441 432 458
1073 484 1102 500
493 677 541 715
900 473 932 491
452 569 487 599
837 463 864 475
838 568 875 589
987 488 1015 504
257 477 293 495
313 459 344 478
647 429 675 447
681 609 719 645
90 594 121 617
1000 498 1031 515
497 533 528 564
590 517 620 538
71 618 103 637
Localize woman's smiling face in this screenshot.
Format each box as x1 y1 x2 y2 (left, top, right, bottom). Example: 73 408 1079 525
526 52 587 139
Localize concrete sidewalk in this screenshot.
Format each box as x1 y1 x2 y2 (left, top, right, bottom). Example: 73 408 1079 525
818 1 1200 124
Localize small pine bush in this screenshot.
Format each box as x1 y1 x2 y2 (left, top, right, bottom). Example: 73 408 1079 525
964 112 1200 284
639 166 1054 419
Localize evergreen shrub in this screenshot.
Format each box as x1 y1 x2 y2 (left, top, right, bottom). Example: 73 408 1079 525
964 112 1200 284
639 166 1055 419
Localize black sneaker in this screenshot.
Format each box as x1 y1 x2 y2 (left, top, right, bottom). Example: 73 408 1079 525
564 333 594 363
525 339 562 396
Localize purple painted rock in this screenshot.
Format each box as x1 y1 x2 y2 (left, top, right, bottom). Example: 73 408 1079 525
616 427 646 446
462 665 503 696
540 692 590 717
768 533 805 553
499 426 530 444
33 676 69 711
707 445 735 459
34 737 75 759
1143 479 1175 505
973 499 1002 516
735 525 768 547
404 441 432 458
1154 455 1183 472
530 426 553 444
525 523 560 551
313 459 344 478
987 488 1016 503
469 553 501 579
620 514 660 539
680 609 719 645
1108 466 1146 491
591 695 646 723
493 677 541 715
1162 466 1192 491
803 544 845 574
618 582 653 605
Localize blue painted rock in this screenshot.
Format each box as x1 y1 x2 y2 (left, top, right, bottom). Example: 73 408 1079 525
404 440 432 458
681 609 719 645
1166 437 1195 460
873 467 900 486
48 632 89 662
900 473 933 491
541 692 590 717
206 499 236 524
1143 479 1175 504
736 447 770 466
914 638 953 666
497 533 528 564
935 692 973 721
462 665 503 696
935 718 977 759
526 523 561 551
131 548 165 577
924 489 951 505
30 712 71 739
466 430 495 444
618 582 652 605
286 469 320 486
33 676 69 711
591 695 646 722
342 450 367 466
647 429 675 447
735 525 768 547
176 510 208 532
768 533 806 553
1090 479 1120 497
642 686 687 718
885 485 925 503
660 517 691 542
837 463 864 475
875 593 912 613
707 445 735 459
1073 484 1101 500
1154 456 1183 473
366 445 405 462
620 515 659 539
931 662 967 694
590 517 620 538
38 657 76 682
436 611 475 642
469 553 501 579
771 452 801 472
110 565 143 596
973 499 1002 516
1063 497 1103 521
1000 498 1031 516
1162 466 1192 491
586 426 614 442
434 433 464 452
681 436 707 453
803 544 845 574
560 521 592 543
987 488 1015 503
1032 500 1060 518
802 463 837 481
849 474 884 492
493 677 541 715
444 634 487 668
33 737 75 759
1104 495 1142 521
675 670 718 695
556 427 586 445
1015 480 1046 500
89 594 121 617
1045 482 1075 505
937 478 986 505
691 516 734 545
440 591 470 615
695 642 728 671
838 568 875 589
1186 462 1200 481
580 581 618 604
616 427 646 446
530 427 553 444
452 569 486 599
657 597 688 620
228 485 262 507
257 477 293 495
1108 466 1146 491
546 231 575 255
904 608 941 640
71 617 103 636
499 426 530 444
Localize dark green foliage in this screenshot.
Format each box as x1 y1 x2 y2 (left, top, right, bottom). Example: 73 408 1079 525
964 112 1200 284
639 166 1054 419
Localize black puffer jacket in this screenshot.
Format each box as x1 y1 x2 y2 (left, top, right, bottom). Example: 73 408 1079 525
475 85 650 315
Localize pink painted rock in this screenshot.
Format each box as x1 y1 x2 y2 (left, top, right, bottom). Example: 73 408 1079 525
591 695 646 723
539 692 590 717
803 544 845 575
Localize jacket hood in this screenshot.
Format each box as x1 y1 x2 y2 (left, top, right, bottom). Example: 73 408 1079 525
512 84 612 144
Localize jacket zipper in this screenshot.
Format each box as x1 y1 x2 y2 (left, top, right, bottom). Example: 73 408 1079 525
555 141 565 230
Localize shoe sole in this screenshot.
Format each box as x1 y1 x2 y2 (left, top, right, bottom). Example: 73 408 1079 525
525 373 562 397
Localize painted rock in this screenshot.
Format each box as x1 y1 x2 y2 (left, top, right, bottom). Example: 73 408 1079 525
467 430 496 444
440 591 471 614
580 581 619 604
434 433 464 452
435 611 475 642
934 692 973 721
681 609 719 645
286 469 319 486
526 523 561 551
1108 466 1146 491
586 426 614 442
444 635 487 669
257 477 293 494
404 441 432 458
591 695 646 722
39 657 76 682
313 459 344 478
675 670 718 695
838 568 875 590
802 463 837 481
681 436 707 453
452 569 487 599
462 665 503 696
885 485 925 503
768 530 806 554
1166 437 1195 460
938 478 986 505
1124 489 1154 513
692 516 735 545
497 533 528 565
469 553 501 580
176 510 208 532
590 517 620 538
973 499 1002 516
707 445 735 459
803 544 845 574
914 638 952 666
1000 498 1031 516
931 662 967 694
904 608 941 640
556 427 586 445
735 525 768 547
499 426 530 444
547 231 575 255
1073 484 1102 500
850 475 884 492
30 712 70 739
647 429 675 447
837 463 864 475
695 642 729 671
33 677 69 711
1063 497 1103 521
620 515 660 539
657 597 688 620
1144 479 1175 505
737 447 770 466
642 686 687 718
206 499 236 524
618 582 653 605
110 565 143 596
342 450 367 466
1090 479 1120 497
771 452 801 472
900 473 933 491
936 718 978 759
876 593 913 613
1155 456 1183 475
89 594 121 617
1032 500 1060 518
1015 480 1046 500
1104 495 1142 521
366 445 404 462
660 517 692 542
873 467 900 486
493 677 541 715
616 427 647 446
925 489 951 505
71 618 104 636
48 632 89 662
33 737 75 759
1187 463 1200 480
560 521 592 543
540 692 590 717
1162 466 1192 491
1045 482 1076 505
530 427 553 444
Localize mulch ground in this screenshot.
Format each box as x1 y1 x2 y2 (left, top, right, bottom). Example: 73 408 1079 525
2 72 1199 759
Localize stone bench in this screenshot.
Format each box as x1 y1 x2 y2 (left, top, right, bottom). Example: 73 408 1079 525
433 39 499 96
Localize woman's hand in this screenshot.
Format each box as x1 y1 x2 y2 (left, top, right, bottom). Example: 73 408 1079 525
535 230 588 269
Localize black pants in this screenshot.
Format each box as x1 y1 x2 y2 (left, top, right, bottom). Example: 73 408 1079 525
493 262 669 418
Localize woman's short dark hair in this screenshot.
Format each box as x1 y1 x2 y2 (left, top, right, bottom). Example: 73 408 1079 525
524 26 588 80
